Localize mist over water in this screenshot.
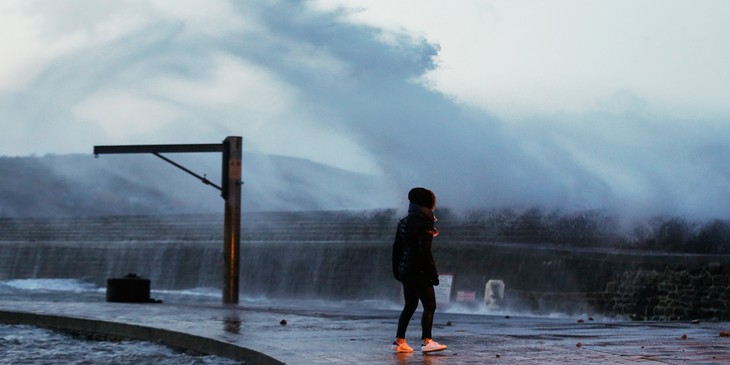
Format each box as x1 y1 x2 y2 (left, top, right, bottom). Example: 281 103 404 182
0 152 392 216
1 1 729 223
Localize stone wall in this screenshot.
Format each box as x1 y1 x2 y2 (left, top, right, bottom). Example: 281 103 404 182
500 263 730 321
605 263 729 320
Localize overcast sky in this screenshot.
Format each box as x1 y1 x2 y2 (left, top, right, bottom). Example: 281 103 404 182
2 0 730 220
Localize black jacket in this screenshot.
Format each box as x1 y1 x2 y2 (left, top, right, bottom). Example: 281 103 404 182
392 203 438 283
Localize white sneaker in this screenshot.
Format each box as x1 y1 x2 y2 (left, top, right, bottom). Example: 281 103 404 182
421 339 447 353
392 340 414 353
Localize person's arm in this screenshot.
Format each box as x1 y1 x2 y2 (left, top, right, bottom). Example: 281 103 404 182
392 224 403 281
419 224 439 285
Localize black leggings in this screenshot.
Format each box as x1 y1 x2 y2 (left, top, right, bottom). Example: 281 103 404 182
396 277 436 340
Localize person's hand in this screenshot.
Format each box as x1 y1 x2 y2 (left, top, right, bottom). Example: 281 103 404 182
431 277 440 286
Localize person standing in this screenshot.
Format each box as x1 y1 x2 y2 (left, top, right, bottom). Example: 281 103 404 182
391 187 448 353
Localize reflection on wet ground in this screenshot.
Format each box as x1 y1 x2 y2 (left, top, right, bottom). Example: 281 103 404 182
2 299 730 364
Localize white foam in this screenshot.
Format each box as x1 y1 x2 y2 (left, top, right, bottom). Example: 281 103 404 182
152 287 220 298
2 279 98 292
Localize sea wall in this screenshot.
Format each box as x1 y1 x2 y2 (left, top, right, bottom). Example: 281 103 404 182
0 213 728 320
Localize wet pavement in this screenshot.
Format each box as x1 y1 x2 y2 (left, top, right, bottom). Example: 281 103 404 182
0 300 729 364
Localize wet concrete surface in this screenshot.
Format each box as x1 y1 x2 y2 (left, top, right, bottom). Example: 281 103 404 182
0 300 729 364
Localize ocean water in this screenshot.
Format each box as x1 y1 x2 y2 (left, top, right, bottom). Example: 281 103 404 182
0 324 240 365
0 279 239 365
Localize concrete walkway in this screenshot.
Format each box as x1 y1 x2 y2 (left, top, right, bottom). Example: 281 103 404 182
0 300 729 364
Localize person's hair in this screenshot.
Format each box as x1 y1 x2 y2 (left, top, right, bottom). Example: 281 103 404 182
408 187 436 209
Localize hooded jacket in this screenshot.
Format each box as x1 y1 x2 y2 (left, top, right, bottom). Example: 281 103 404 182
392 202 439 283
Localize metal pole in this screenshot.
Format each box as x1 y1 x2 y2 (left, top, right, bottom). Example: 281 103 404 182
222 136 242 304
94 138 243 305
